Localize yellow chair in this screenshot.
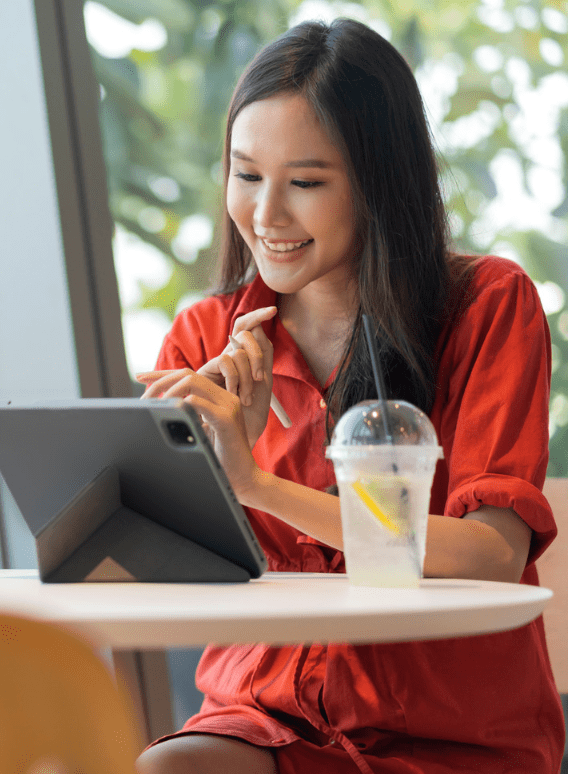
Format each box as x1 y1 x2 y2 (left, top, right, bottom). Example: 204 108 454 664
0 613 141 774
539 478 568 694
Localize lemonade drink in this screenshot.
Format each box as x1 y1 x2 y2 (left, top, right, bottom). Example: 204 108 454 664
336 470 433 587
326 400 442 588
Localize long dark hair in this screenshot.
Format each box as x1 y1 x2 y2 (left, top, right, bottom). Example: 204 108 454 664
217 18 476 432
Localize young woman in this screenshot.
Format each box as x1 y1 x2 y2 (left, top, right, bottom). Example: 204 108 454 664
135 19 564 774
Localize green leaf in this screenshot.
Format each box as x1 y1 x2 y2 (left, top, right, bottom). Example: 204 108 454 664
445 89 507 123
93 53 166 137
526 233 568 288
140 260 212 319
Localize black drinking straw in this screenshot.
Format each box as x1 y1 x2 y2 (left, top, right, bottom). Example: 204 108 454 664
362 317 415 560
362 314 394 445
362 318 418 572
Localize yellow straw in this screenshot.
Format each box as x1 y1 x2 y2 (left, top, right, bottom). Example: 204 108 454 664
352 481 401 536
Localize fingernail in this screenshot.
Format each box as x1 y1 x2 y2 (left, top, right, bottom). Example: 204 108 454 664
244 395 252 406
256 369 264 381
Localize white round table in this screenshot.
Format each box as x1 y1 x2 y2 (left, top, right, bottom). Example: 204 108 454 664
0 569 551 648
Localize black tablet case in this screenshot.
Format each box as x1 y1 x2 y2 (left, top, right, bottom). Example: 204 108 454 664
0 399 267 583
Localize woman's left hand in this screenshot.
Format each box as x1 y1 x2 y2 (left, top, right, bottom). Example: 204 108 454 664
139 368 260 501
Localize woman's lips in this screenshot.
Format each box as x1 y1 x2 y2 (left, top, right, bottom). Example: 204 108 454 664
260 237 313 253
258 237 313 262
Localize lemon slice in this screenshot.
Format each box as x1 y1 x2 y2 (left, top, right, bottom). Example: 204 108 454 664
351 481 401 535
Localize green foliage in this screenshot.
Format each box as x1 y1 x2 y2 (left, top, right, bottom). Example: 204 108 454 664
86 0 568 474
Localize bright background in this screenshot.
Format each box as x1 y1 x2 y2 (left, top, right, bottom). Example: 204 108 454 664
84 0 568 474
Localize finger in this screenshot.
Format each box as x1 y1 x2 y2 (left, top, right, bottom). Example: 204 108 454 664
229 347 255 406
196 357 230 387
177 371 238 415
182 378 242 427
216 353 240 397
200 420 215 446
249 324 274 375
233 329 265 382
161 372 206 400
232 306 277 337
141 369 195 398
184 394 230 434
136 370 182 383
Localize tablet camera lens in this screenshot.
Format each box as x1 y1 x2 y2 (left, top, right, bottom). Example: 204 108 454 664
166 421 195 445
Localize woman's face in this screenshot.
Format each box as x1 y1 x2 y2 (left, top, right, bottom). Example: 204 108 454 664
226 93 358 297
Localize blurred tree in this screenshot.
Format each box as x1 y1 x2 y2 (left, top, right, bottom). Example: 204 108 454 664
84 0 568 474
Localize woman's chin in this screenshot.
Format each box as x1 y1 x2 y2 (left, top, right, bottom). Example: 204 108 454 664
254 263 306 296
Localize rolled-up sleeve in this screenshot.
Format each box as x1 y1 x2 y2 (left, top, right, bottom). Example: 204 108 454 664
436 265 555 564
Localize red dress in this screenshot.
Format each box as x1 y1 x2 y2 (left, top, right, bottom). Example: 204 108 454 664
148 256 565 773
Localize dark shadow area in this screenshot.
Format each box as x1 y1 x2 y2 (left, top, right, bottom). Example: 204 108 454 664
168 648 205 729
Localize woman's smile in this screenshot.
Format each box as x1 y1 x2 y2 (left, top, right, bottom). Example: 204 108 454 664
258 236 314 261
260 237 314 253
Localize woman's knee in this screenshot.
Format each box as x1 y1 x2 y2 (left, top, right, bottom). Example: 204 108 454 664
136 737 193 774
136 734 277 774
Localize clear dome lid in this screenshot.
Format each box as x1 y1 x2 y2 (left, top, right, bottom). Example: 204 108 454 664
329 399 440 448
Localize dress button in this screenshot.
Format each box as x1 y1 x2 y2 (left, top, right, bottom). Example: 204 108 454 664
329 739 336 745
319 398 327 409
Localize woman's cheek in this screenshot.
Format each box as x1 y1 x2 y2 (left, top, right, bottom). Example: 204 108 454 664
226 181 239 223
227 185 254 236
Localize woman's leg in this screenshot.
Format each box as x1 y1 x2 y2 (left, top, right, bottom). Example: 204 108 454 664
136 734 278 774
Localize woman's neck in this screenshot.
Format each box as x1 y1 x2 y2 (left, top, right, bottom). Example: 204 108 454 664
280 275 357 329
278 283 358 386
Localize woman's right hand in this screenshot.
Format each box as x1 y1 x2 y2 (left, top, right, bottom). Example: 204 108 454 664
136 306 277 448
198 306 277 447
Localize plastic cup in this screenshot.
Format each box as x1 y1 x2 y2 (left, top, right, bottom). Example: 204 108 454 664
326 400 443 588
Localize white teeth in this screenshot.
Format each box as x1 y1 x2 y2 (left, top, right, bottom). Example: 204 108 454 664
262 239 311 252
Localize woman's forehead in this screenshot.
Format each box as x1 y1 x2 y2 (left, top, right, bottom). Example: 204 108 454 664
230 93 344 167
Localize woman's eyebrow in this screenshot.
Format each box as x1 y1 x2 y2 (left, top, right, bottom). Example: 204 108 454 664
231 149 334 169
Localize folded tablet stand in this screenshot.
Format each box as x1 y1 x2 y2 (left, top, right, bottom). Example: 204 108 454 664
35 466 251 582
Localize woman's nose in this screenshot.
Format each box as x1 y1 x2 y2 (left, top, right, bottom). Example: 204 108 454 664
253 185 291 229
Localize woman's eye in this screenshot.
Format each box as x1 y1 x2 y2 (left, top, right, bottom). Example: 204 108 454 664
233 173 323 188
292 180 323 189
235 172 260 182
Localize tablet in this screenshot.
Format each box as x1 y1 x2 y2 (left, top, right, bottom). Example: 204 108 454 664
0 399 267 583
